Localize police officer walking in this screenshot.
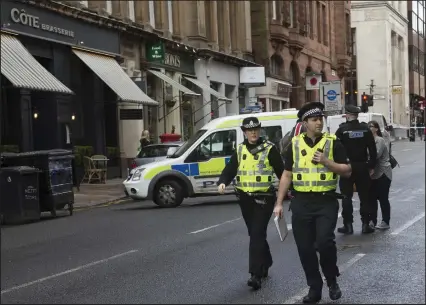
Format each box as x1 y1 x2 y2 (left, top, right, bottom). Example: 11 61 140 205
217 116 284 290
274 102 351 303
335 105 377 234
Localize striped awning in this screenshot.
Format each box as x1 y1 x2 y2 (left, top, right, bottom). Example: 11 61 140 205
183 77 231 101
72 49 159 106
147 70 199 96
0 33 73 94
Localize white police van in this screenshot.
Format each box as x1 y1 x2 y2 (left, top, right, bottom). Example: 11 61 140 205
123 110 299 208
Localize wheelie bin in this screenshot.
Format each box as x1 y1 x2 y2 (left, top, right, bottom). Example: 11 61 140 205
0 150 75 217
0 166 41 224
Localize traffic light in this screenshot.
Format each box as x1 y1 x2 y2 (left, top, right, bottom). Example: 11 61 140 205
361 92 368 113
367 95 374 106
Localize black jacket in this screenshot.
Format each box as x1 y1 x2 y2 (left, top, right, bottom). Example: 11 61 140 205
335 120 377 169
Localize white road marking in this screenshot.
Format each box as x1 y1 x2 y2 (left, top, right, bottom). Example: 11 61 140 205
390 212 425 236
1 250 138 295
282 253 366 304
188 217 242 234
401 148 412 152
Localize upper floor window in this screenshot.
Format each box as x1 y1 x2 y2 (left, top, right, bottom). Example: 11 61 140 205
167 1 173 33
270 54 283 76
149 0 155 28
272 1 277 20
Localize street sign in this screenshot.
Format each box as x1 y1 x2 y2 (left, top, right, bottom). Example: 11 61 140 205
320 81 342 112
392 86 403 94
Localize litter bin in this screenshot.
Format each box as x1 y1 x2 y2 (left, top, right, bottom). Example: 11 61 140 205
0 166 41 224
0 150 74 217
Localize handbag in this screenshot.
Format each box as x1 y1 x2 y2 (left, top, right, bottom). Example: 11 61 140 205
389 154 399 169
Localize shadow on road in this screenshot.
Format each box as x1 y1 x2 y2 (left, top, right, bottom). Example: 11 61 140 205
113 199 239 212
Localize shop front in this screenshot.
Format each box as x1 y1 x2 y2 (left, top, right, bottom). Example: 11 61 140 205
145 42 200 142
255 77 292 112
0 0 156 178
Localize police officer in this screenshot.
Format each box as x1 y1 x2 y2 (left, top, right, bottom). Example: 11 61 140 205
274 102 351 303
335 105 377 234
217 116 284 290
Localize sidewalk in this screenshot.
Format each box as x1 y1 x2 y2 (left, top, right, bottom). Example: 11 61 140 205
73 178 128 209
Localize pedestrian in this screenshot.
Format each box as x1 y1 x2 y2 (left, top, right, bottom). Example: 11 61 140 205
335 105 377 234
217 116 284 290
138 130 151 153
274 102 351 303
368 120 392 229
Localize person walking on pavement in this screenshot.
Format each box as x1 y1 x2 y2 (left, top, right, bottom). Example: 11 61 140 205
274 102 352 303
335 105 377 234
217 116 284 290
368 120 392 230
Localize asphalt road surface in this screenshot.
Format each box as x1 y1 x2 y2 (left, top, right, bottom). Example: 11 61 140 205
1 140 425 304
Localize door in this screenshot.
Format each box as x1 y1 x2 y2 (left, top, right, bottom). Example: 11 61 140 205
185 129 237 194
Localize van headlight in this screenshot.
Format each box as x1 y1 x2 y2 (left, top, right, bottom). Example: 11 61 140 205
132 168 145 181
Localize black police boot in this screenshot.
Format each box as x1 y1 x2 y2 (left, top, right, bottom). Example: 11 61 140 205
302 287 322 303
362 223 375 234
261 266 269 278
337 223 354 234
327 279 342 300
247 275 262 290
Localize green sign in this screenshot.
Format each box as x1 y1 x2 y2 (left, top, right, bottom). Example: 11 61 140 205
147 42 164 61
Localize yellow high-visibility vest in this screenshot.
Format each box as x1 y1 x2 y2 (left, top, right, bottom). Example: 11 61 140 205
291 133 338 192
236 141 274 193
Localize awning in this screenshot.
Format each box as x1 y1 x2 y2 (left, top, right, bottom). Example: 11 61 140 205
72 49 158 106
272 79 292 87
147 70 199 96
183 77 231 101
0 33 73 94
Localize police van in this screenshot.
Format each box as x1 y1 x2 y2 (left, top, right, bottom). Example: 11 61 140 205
326 112 392 153
123 110 299 208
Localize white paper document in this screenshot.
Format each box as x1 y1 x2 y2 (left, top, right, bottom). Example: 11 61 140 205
274 215 289 242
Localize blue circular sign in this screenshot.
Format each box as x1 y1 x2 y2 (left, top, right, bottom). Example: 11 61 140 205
326 90 337 101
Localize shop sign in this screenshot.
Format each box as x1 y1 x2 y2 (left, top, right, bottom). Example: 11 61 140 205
146 42 194 75
147 42 165 61
0 1 120 55
10 7 74 38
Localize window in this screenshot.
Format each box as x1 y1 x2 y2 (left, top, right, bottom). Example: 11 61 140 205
322 5 328 46
79 1 88 7
272 1 277 20
317 2 322 43
414 47 419 72
413 12 418 32
351 28 356 56
270 55 281 76
289 1 294 27
149 0 155 28
263 126 283 148
167 0 173 33
346 13 351 54
128 0 135 22
137 145 176 158
105 0 112 14
196 130 237 160
420 50 425 75
271 99 281 111
173 129 207 158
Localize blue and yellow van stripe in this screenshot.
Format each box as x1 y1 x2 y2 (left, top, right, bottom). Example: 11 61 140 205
144 157 231 179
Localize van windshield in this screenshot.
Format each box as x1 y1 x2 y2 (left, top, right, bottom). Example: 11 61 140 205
169 129 207 158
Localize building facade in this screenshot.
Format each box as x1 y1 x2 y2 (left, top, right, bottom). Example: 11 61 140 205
251 1 352 111
352 1 410 127
407 0 426 125
0 0 158 178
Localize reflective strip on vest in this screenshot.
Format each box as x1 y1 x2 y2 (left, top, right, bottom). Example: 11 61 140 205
291 134 338 192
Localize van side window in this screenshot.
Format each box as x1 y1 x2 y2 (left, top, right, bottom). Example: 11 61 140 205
244 126 282 147
194 130 237 161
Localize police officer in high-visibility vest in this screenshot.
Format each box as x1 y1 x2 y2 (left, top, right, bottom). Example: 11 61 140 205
217 116 284 290
274 102 352 303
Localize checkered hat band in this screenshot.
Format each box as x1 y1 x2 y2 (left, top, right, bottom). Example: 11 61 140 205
302 108 323 120
243 122 260 129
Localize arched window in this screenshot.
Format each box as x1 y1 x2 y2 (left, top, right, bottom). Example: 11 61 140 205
270 54 283 76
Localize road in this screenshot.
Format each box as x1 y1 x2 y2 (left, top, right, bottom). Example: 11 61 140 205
1 140 425 304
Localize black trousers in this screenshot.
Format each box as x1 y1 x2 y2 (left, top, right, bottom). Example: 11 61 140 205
339 162 372 224
291 193 340 290
369 174 392 225
238 193 275 277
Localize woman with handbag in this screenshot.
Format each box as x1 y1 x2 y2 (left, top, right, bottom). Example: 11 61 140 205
368 120 393 229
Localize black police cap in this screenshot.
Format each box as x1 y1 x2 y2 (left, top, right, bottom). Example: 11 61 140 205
297 102 325 120
241 116 261 131
345 104 361 115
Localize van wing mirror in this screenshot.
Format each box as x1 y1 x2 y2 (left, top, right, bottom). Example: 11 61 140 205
167 146 178 156
385 125 393 132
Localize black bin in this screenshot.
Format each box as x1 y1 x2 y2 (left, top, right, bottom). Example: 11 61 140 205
1 150 74 217
0 166 41 224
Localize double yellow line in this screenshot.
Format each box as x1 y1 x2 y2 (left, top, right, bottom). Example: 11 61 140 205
73 197 130 212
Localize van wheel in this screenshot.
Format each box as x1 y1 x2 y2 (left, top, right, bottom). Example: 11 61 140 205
154 180 183 208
